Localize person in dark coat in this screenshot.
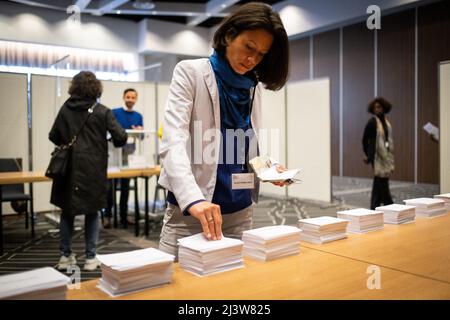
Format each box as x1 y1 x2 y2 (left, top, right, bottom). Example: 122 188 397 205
49 71 127 271
362 97 395 210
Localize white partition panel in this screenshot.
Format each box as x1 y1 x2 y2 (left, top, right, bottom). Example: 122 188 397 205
440 62 450 193
31 75 70 212
259 88 287 197
0 72 28 214
286 78 331 203
156 83 170 163
157 83 170 128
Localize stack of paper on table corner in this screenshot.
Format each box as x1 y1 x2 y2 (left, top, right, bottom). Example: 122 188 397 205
434 193 450 211
403 197 447 218
0 267 69 300
178 233 244 276
96 248 175 297
297 216 349 244
242 225 301 261
336 208 384 233
375 204 416 224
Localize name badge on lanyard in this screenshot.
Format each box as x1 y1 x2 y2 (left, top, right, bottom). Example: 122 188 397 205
231 173 255 190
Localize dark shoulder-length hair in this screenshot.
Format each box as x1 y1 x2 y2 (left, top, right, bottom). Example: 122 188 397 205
212 2 289 91
68 71 103 100
368 97 393 114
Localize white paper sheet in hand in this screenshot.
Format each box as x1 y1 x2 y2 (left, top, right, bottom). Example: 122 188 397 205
257 166 301 183
249 155 300 183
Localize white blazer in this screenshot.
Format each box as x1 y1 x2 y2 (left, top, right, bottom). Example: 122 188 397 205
158 58 262 212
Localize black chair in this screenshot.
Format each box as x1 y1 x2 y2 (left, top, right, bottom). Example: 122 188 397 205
0 158 32 231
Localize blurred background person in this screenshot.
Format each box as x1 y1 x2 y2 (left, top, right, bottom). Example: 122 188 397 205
104 88 143 229
362 97 395 209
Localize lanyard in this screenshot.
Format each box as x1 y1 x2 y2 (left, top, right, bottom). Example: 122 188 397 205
241 85 257 170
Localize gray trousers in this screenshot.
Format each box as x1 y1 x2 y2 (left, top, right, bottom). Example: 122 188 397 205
159 204 253 260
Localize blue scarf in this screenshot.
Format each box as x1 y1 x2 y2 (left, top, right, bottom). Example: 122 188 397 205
209 51 256 129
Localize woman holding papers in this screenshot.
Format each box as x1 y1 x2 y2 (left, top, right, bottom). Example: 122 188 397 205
158 2 290 257
362 97 395 209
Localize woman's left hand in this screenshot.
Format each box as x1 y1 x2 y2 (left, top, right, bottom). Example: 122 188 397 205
271 165 289 187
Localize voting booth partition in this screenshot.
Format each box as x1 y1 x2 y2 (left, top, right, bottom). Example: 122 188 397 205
259 79 332 203
0 73 28 215
439 61 450 194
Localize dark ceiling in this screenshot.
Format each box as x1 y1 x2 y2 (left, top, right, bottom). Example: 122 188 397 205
8 0 284 28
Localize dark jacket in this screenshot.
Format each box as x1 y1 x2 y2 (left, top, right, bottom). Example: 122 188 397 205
49 96 127 216
362 114 389 166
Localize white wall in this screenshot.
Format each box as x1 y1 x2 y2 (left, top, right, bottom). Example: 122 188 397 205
144 54 178 83
139 18 212 57
440 62 450 193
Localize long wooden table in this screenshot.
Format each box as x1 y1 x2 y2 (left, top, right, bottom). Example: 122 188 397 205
0 166 160 255
300 214 450 283
67 213 450 300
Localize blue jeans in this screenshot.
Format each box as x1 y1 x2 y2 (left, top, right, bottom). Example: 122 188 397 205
59 212 100 259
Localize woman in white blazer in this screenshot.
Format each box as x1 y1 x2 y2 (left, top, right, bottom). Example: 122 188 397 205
158 2 290 257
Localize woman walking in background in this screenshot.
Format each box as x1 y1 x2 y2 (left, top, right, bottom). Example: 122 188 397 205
362 97 395 210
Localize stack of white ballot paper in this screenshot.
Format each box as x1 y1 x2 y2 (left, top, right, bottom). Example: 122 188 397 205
434 193 450 211
178 233 244 276
336 208 384 233
376 204 416 224
96 248 175 297
403 198 447 218
242 225 301 261
297 216 349 244
0 267 69 300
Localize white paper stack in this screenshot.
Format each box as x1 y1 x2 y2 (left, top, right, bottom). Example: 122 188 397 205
434 194 450 211
96 248 175 297
337 208 384 233
376 204 416 224
0 267 69 300
178 233 244 276
297 216 349 244
242 225 301 261
403 198 447 218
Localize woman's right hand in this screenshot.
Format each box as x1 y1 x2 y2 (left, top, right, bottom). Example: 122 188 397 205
188 201 222 241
